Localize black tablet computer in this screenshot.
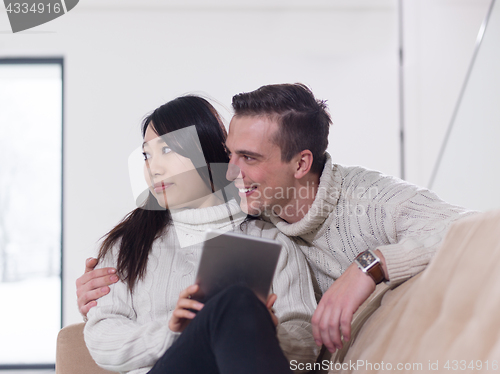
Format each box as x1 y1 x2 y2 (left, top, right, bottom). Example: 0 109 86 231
192 229 282 303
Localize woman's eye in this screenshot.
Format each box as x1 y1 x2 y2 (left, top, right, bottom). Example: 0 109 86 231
142 152 151 160
162 147 172 155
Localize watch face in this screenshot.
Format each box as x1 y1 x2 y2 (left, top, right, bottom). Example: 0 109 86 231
357 251 376 268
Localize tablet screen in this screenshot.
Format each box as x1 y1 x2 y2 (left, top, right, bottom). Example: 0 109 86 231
192 229 282 303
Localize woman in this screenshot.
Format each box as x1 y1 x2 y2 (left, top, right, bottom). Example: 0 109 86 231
83 96 319 374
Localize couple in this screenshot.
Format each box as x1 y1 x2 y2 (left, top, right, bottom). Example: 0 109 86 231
79 84 471 374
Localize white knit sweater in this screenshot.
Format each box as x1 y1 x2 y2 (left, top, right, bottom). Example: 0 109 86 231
84 199 319 374
269 154 475 297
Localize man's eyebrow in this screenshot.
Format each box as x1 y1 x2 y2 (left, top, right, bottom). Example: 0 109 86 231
233 149 263 158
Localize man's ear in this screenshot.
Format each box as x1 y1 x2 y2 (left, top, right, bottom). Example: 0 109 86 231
294 150 314 179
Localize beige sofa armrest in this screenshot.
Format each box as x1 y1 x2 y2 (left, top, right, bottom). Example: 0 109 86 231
56 323 114 374
335 209 500 373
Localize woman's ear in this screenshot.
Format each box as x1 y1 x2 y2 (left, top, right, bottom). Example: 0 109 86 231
293 150 314 179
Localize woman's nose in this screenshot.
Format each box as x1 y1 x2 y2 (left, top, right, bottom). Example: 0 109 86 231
148 156 166 176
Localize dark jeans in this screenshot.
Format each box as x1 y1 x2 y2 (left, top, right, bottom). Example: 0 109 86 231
148 285 292 374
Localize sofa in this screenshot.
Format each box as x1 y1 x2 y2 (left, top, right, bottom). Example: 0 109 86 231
56 209 500 374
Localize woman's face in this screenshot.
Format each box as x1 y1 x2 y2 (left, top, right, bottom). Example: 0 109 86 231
142 124 214 209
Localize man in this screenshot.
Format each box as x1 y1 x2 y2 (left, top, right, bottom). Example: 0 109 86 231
77 83 472 354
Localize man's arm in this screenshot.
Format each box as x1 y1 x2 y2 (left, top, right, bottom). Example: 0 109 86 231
76 257 119 318
312 250 387 353
310 164 477 354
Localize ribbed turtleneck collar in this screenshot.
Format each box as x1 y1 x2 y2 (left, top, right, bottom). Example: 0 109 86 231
269 153 341 236
170 198 246 230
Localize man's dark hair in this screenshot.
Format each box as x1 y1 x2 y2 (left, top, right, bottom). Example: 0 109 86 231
232 83 331 174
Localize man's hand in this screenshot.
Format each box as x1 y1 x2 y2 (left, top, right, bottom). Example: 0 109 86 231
312 260 380 353
169 285 204 333
76 257 119 318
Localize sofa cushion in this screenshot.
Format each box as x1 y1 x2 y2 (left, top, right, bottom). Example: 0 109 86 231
333 209 500 373
56 322 114 374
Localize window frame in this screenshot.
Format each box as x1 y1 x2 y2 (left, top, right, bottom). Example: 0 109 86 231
0 57 64 371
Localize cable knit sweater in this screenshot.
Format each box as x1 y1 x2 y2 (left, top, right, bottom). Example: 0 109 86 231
84 199 319 374
269 154 475 297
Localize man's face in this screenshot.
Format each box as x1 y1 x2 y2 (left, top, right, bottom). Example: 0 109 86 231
225 115 297 216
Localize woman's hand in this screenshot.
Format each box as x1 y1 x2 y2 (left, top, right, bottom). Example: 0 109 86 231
266 293 278 327
169 284 204 333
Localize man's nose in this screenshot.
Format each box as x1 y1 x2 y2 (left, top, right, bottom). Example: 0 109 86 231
226 162 242 181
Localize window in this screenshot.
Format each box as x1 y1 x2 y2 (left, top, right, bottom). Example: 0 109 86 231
0 59 63 369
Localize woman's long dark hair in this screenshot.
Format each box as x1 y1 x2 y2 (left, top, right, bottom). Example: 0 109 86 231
98 96 232 291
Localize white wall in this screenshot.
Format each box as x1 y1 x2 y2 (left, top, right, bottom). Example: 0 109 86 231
403 0 490 187
430 0 500 211
0 0 491 327
0 0 399 326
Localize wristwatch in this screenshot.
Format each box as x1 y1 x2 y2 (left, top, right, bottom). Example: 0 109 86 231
354 249 386 284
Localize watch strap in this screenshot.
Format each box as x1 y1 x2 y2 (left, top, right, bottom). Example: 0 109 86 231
366 261 385 284
355 249 386 284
